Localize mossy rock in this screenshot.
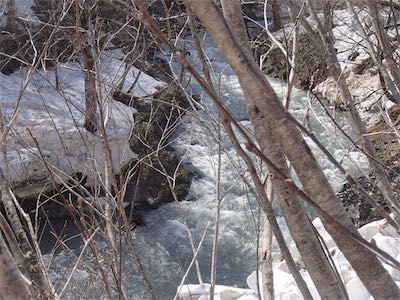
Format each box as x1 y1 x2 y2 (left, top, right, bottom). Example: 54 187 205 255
128 152 193 209
125 84 193 208
262 34 327 89
129 84 189 153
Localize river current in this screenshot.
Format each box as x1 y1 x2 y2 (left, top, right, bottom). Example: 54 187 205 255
47 37 368 299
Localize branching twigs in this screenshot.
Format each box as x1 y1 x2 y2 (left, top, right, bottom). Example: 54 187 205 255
0 107 55 299
345 1 400 104
287 101 399 230
0 232 32 300
133 0 400 274
173 223 210 300
56 228 99 300
133 3 313 299
209 116 222 300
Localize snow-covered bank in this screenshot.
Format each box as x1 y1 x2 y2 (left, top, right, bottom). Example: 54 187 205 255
315 9 397 127
264 9 398 128
177 218 400 300
0 50 163 197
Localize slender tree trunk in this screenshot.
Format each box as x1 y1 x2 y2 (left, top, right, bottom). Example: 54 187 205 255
0 182 54 299
83 46 98 133
186 1 400 299
366 0 400 90
260 177 274 300
0 233 31 300
308 0 400 220
346 1 400 104
76 0 98 133
134 1 315 297
5 0 16 33
260 219 274 300
272 0 282 30
221 1 348 299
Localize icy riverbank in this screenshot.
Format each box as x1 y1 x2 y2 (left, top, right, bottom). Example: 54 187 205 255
177 217 400 300
0 50 162 197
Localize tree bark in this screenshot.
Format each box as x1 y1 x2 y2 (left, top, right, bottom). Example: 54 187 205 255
76 1 98 133
0 182 54 299
219 1 348 299
186 1 400 299
272 0 282 30
0 233 31 300
260 177 274 300
345 0 400 104
366 0 400 101
83 46 98 133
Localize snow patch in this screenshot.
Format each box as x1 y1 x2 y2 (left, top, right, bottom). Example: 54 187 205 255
0 0 37 26
177 283 257 300
177 218 400 299
0 51 163 197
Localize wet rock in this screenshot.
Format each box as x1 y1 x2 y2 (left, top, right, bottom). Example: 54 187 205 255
122 84 193 210
262 34 328 89
125 152 193 210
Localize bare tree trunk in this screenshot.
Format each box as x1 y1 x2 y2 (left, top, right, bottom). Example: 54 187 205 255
0 181 54 299
365 0 400 97
0 233 31 300
272 0 282 30
260 220 274 300
83 46 98 133
76 0 98 133
222 0 347 296
260 177 274 300
5 0 16 33
221 1 348 299
134 2 315 297
186 1 400 299
306 0 400 220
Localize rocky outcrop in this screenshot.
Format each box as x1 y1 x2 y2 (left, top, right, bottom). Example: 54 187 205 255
120 84 193 210
338 155 400 227
338 107 400 226
315 65 390 125
262 34 327 89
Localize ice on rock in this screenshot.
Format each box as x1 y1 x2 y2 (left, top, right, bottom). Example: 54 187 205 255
358 218 400 241
246 271 258 294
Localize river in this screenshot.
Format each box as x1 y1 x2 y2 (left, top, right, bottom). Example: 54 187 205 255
46 36 368 299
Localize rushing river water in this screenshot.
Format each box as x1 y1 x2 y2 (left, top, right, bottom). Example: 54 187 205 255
47 37 368 299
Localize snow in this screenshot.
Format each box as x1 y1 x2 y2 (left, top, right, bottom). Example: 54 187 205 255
176 218 400 299
0 0 37 26
0 50 164 196
272 9 395 128
315 9 390 127
177 283 258 300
